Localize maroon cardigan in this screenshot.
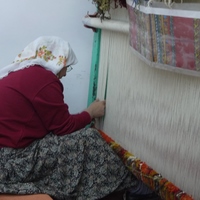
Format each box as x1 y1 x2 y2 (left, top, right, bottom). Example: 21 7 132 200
0 65 91 148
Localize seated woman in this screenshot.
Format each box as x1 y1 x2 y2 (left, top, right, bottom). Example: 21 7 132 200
0 36 159 200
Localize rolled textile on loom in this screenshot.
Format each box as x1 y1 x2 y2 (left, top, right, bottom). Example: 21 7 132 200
98 129 193 200
85 0 200 199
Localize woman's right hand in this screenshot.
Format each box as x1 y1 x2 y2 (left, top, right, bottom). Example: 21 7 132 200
85 99 106 119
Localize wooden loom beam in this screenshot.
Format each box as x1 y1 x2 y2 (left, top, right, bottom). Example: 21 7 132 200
87 29 102 106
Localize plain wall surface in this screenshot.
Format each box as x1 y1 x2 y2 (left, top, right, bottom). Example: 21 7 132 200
0 0 96 113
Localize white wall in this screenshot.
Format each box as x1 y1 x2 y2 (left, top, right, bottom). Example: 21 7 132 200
0 0 96 113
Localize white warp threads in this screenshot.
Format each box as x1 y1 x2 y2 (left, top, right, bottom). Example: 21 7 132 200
96 23 200 200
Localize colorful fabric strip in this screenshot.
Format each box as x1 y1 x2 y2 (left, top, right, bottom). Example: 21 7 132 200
127 4 200 72
98 129 194 200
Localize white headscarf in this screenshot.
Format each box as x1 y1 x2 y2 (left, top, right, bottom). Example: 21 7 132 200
0 36 78 79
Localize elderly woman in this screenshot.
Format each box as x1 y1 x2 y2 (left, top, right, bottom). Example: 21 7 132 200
0 36 161 200
0 36 137 200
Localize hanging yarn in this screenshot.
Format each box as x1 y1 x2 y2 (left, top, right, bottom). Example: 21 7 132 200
91 0 127 19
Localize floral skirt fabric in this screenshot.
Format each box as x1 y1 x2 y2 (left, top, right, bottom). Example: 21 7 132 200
0 128 137 200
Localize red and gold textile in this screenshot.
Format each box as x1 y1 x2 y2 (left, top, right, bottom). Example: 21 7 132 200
99 129 194 200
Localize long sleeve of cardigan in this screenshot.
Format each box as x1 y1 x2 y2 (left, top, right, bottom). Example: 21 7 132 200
32 81 92 136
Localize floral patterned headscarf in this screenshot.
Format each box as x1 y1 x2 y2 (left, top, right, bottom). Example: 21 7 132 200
0 36 78 79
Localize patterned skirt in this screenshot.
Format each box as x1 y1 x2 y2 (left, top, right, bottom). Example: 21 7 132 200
0 128 137 200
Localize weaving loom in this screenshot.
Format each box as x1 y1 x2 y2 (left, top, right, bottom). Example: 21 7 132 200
1 1 200 200
85 0 200 199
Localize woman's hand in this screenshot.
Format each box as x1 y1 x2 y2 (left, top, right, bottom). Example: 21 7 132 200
85 99 106 119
